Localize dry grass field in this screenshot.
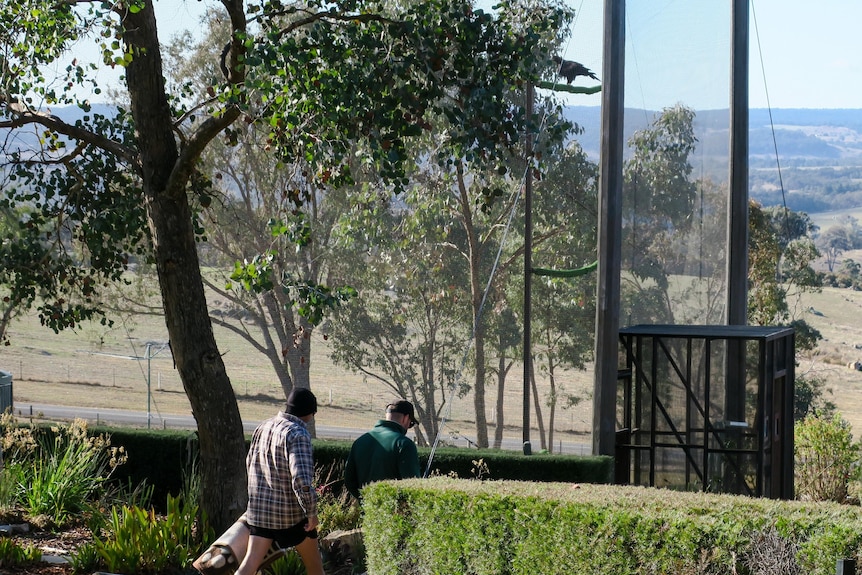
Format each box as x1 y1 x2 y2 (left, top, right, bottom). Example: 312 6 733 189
792 247 862 432
6 258 862 449
1 300 595 452
792 291 862 433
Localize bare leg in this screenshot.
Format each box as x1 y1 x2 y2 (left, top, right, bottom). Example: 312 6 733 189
234 535 273 575
295 536 325 575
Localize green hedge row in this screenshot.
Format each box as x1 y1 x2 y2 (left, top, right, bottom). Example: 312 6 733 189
416 445 613 484
90 429 612 508
89 426 199 507
363 478 862 575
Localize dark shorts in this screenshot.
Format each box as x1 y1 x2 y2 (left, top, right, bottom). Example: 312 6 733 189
246 517 318 548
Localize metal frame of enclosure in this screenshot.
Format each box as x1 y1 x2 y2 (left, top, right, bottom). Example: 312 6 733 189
615 325 794 499
590 0 796 498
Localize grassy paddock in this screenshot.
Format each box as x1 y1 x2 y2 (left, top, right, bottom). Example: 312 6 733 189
7 269 862 445
2 299 594 451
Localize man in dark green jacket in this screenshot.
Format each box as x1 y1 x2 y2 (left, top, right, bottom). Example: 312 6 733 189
344 400 421 500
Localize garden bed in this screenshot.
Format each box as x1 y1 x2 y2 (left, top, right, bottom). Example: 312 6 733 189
3 523 91 574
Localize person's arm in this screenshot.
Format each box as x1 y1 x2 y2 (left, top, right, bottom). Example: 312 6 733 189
289 431 318 520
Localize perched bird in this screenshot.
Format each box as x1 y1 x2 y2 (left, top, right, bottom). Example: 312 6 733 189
552 56 599 85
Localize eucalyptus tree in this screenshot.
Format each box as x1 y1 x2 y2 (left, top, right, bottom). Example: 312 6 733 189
817 218 861 273
327 177 472 447
524 140 598 452
1 0 577 528
748 201 826 419
328 91 585 450
620 104 730 326
164 11 358 399
761 206 818 251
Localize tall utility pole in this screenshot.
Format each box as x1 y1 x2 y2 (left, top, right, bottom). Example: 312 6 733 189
523 82 534 456
593 0 625 457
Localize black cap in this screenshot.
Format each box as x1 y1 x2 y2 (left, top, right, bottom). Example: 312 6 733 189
287 388 317 417
386 400 417 427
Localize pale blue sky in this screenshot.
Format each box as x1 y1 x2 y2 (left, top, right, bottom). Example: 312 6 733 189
556 0 862 110
65 0 862 111
748 0 862 109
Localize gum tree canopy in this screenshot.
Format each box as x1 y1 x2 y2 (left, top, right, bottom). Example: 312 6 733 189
0 0 572 530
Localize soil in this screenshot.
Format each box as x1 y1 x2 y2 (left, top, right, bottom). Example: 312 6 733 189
2 524 91 575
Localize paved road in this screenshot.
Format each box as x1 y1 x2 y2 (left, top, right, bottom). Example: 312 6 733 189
12 402 592 455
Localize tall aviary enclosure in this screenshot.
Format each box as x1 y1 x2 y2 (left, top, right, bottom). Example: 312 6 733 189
594 0 794 498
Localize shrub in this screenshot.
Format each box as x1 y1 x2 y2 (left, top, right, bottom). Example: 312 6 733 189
264 550 307 575
795 411 861 503
316 461 361 537
742 526 804 575
68 541 101 575
0 462 25 519
92 492 205 575
0 538 41 568
77 456 212 575
363 479 862 575
25 422 127 526
0 414 127 527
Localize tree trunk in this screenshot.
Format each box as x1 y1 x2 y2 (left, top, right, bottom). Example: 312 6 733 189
284 317 314 391
124 4 247 533
493 354 510 450
473 324 489 448
547 365 557 454
530 360 546 451
456 165 489 448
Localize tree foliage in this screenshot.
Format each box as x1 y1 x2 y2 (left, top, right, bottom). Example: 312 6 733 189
523 140 597 451
0 0 578 529
620 104 727 326
0 104 148 344
327 101 594 451
748 201 829 419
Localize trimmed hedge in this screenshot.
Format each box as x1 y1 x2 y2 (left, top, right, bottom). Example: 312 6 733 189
88 431 611 510
419 446 613 484
90 426 200 507
363 479 862 575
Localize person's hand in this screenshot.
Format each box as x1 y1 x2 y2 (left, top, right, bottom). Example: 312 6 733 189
305 516 319 531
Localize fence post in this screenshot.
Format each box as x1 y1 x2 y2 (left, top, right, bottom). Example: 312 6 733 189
837 558 855 575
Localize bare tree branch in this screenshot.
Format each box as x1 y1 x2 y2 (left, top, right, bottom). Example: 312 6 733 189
0 108 138 167
266 8 400 42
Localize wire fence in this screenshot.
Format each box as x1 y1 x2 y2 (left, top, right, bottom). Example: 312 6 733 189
3 311 594 455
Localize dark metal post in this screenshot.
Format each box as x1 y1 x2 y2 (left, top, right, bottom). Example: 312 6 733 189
727 0 749 324
593 0 625 457
523 82 534 456
725 0 749 490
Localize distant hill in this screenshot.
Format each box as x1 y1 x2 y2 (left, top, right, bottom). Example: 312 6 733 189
564 106 862 214
11 103 862 166
11 103 862 169
565 106 862 164
6 104 862 215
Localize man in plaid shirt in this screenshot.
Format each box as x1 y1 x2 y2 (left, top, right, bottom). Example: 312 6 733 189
235 387 324 575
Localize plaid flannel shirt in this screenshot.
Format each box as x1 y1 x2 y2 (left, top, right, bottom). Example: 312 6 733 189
245 411 317 530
